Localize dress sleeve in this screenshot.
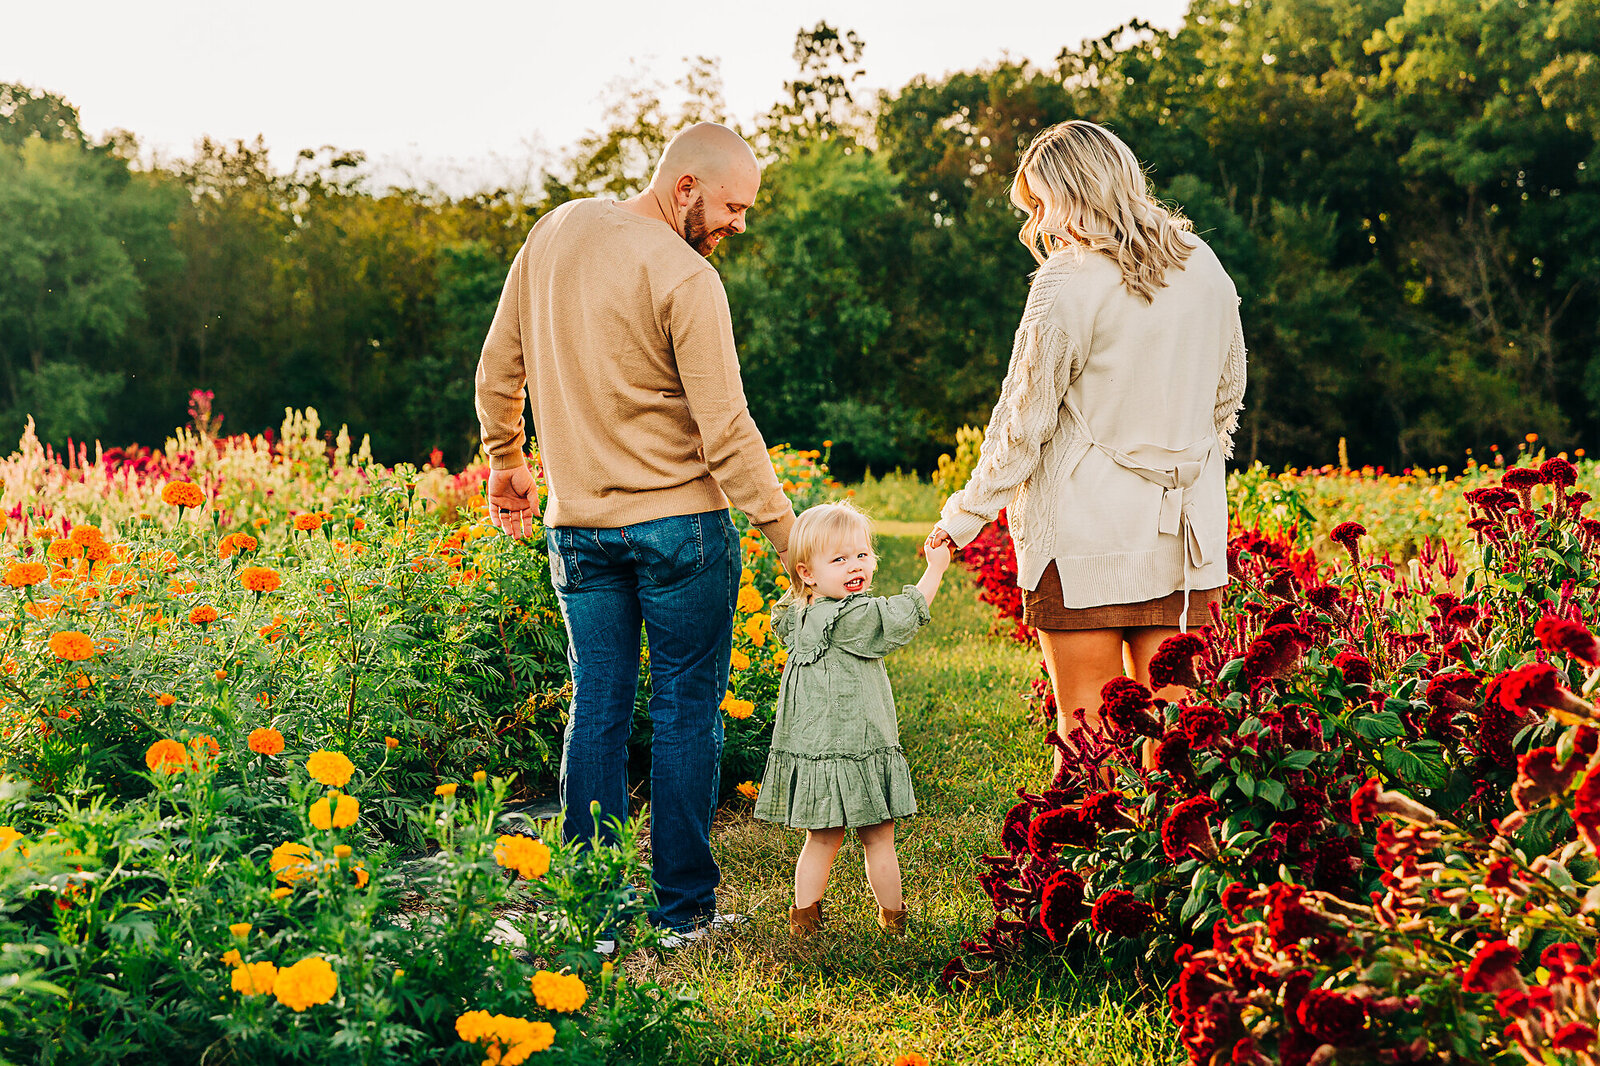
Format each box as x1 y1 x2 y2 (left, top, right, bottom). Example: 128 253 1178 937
827 586 931 658
1214 302 1248 461
937 258 1082 548
772 602 798 647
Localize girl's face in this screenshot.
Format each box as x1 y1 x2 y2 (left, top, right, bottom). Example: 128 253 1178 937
796 532 876 601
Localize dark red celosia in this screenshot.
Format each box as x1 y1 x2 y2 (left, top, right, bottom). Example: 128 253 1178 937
1502 467 1543 492
1535 616 1600 668
1089 888 1157 938
1153 732 1194 783
1079 791 1133 830
1178 704 1227 748
1000 802 1033 853
1265 883 1330 948
1161 796 1220 861
1574 768 1600 852
1539 457 1578 487
1295 988 1368 1046
1305 585 1344 612
1552 1022 1597 1052
1350 777 1383 823
1425 671 1481 713
1100 676 1162 737
1495 988 1531 1018
1027 807 1095 860
1445 605 1479 629
1037 868 1086 942
937 958 971 993
1465 486 1518 515
1220 881 1251 919
1330 521 1367 555
1512 746 1583 812
1332 650 1373 688
1462 940 1522 993
1498 662 1582 716
1149 632 1206 690
1243 624 1308 683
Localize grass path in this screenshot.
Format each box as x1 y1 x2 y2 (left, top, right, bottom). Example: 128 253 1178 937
647 534 1181 1066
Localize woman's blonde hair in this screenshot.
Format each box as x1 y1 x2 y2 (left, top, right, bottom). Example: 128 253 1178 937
1010 120 1194 302
785 500 875 603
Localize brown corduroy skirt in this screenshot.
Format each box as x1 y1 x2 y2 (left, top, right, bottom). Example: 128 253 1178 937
1022 561 1224 631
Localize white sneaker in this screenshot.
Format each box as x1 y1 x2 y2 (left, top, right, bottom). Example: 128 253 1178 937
656 912 745 949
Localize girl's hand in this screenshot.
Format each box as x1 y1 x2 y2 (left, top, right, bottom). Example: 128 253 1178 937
923 526 953 557
924 543 953 569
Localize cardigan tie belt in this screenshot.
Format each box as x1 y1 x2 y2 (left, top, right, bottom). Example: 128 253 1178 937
1063 400 1219 633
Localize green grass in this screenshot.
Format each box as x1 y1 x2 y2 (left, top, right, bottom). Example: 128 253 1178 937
645 534 1181 1065
841 471 947 524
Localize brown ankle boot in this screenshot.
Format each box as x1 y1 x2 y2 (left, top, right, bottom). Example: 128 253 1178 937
789 901 823 937
878 905 907 935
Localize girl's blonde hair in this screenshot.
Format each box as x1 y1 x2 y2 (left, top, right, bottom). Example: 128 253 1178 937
1010 120 1194 302
785 501 875 603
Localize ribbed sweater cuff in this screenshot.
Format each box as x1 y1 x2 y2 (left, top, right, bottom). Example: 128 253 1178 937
937 506 988 549
488 451 528 472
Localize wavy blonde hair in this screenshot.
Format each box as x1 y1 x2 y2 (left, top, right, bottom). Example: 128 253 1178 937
783 500 876 604
1010 120 1194 302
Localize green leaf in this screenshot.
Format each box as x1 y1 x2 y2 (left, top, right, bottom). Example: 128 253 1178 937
1279 750 1318 771
1354 710 1406 740
1217 659 1244 686
1237 771 1257 798
1257 779 1287 808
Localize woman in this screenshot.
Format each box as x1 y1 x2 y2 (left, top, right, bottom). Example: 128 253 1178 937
927 120 1246 754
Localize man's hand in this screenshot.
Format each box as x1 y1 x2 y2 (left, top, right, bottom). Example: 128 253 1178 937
487 464 540 539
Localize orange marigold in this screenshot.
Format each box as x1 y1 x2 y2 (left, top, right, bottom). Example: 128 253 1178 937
272 956 338 1012
190 734 220 759
230 532 259 553
3 561 47 587
292 513 323 532
68 526 104 547
306 750 355 787
248 727 284 755
48 631 95 661
232 960 278 996
188 604 220 626
239 567 282 594
161 482 206 509
83 540 111 562
155 692 176 707
46 540 81 561
145 738 189 774
270 841 315 883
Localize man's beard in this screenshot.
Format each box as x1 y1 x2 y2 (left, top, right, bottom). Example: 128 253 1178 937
682 196 729 257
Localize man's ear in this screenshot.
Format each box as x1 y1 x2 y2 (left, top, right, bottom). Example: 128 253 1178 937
674 173 696 205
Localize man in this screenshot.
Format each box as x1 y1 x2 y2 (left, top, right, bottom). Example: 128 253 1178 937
474 123 795 942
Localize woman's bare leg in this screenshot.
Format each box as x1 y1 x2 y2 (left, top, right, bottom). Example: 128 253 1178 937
1127 625 1185 701
794 827 847 908
1038 627 1127 777
855 819 902 911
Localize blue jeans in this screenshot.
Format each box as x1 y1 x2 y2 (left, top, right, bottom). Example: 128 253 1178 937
546 509 738 931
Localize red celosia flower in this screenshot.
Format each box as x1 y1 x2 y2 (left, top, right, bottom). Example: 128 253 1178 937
1512 746 1583 812
1037 869 1086 942
1574 768 1600 852
1540 457 1579 487
1426 672 1481 713
1305 585 1344 612
1089 889 1157 938
1462 940 1523 993
1495 988 1531 1018
937 958 971 993
1027 807 1094 860
1552 1022 1597 1052
1330 521 1367 555
1220 882 1251 919
1100 677 1161 737
1265 883 1331 948
1350 777 1383 823
1498 662 1590 719
1149 633 1206 690
1295 988 1368 1046
1332 650 1373 689
1178 704 1227 748
1444 605 1479 629
1160 796 1220 861
1000 802 1033 853
1535 616 1600 668
1153 733 1194 783
1502 467 1543 491
1079 791 1134 830
1465 486 1518 516
1242 624 1309 683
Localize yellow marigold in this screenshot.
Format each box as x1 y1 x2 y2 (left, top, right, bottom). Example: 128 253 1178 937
736 781 760 801
47 539 81 561
272 955 338 1011
48 631 96 661
270 842 315 883
144 739 189 774
188 604 220 626
306 750 355 787
455 1012 555 1063
494 835 552 880
155 692 176 707
229 922 251 937
730 649 750 671
292 513 323 532
190 734 220 759
213 668 227 681
161 482 206 509
247 727 284 755
736 584 763 614
3 561 47 587
772 648 788 667
220 948 242 967
726 699 754 720
232 960 278 996
333 844 352 858
309 794 359 831
0 826 24 853
530 969 588 1012
435 783 458 797
239 566 282 594
271 887 293 900
775 575 790 590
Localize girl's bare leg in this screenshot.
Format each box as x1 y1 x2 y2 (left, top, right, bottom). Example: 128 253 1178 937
794 826 846 908
855 819 902 911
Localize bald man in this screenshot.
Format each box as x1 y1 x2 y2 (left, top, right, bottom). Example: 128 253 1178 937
474 123 795 946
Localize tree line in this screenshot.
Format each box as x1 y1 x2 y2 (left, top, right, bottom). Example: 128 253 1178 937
2 0 1596 476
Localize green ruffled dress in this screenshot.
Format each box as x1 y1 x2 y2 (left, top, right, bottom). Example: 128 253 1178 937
753 585 929 830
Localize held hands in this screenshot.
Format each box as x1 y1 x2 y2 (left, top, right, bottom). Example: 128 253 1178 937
487 463 540 539
922 527 954 569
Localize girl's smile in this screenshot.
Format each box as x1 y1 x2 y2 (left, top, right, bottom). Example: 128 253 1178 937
796 533 877 601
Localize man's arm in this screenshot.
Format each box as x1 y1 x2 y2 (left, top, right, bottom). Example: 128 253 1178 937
474 241 540 536
666 268 795 558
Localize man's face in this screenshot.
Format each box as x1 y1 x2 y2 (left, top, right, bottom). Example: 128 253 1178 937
679 173 757 257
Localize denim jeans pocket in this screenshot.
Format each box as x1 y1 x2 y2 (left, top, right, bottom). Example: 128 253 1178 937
546 528 580 591
623 512 713 586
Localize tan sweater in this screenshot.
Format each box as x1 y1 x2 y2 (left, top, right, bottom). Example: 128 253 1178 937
938 237 1247 608
474 199 795 553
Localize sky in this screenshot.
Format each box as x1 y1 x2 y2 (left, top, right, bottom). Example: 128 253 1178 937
4 0 1190 193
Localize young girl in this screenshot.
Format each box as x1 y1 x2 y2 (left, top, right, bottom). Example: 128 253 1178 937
754 501 952 936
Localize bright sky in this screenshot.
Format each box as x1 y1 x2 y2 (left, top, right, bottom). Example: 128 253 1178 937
5 0 1189 192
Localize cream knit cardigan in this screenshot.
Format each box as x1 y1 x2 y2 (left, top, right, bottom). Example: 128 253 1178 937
938 237 1247 609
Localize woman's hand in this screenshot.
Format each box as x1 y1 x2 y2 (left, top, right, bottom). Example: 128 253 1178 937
923 527 954 557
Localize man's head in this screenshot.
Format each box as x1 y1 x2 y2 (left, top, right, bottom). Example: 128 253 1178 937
650 123 760 256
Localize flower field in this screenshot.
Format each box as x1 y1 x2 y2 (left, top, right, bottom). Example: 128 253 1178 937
0 408 828 1064
947 447 1600 1065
